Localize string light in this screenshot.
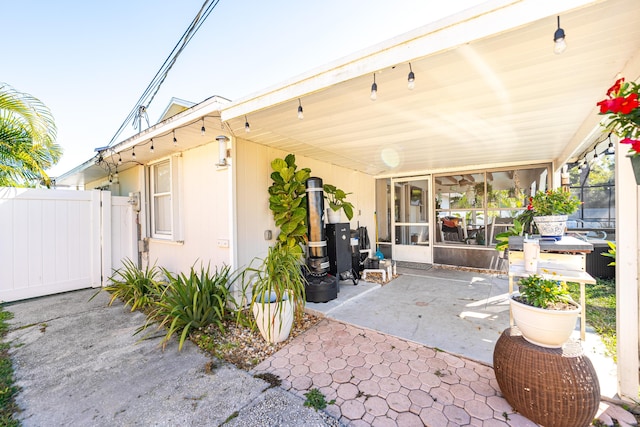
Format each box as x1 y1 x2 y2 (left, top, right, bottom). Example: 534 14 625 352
173 130 177 146
606 133 615 154
150 139 154 153
118 153 122 165
132 146 136 158
201 118 206 136
297 99 304 120
407 63 415 90
244 115 251 133
370 74 377 101
553 16 567 54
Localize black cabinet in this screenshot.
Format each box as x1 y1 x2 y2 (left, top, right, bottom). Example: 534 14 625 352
326 223 351 276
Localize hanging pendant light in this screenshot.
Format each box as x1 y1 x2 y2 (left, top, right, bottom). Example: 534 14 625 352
407 63 415 90
201 118 206 136
150 138 154 153
553 16 567 54
297 99 304 120
244 115 251 132
370 74 377 100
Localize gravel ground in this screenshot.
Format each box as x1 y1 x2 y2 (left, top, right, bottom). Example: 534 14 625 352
192 311 322 371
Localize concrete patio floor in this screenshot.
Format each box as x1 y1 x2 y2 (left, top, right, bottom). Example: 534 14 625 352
251 266 629 426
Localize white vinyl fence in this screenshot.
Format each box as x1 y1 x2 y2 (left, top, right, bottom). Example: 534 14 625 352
0 188 136 302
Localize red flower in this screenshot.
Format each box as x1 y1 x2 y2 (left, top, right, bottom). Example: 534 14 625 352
607 78 624 98
621 138 640 153
596 98 622 114
619 93 639 114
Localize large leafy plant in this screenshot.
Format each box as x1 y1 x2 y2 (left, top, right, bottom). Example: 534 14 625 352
323 183 354 220
268 154 310 256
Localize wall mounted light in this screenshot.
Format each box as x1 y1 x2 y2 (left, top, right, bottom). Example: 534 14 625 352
201 118 206 136
370 74 378 100
244 115 251 133
216 135 229 167
553 16 567 54
297 99 304 120
407 63 415 90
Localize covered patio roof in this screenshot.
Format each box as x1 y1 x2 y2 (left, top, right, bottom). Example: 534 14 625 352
56 0 640 185
221 0 640 176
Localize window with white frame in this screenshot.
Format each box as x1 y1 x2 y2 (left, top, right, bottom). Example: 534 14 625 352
149 155 182 241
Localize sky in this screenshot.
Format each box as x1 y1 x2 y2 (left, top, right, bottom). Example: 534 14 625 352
4 0 480 177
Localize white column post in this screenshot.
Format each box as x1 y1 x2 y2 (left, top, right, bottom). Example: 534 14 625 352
614 138 640 401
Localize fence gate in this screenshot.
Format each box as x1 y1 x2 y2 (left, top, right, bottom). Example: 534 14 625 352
0 188 136 302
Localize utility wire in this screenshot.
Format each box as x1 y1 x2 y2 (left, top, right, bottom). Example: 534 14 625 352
107 0 221 147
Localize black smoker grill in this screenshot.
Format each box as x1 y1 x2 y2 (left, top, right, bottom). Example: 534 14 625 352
304 177 338 302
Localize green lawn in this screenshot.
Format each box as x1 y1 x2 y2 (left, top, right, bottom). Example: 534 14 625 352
0 307 19 426
568 278 617 361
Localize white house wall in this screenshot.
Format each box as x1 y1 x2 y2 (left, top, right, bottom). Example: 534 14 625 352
147 143 232 275
235 138 376 270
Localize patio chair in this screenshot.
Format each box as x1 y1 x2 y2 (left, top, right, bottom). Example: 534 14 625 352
439 216 467 243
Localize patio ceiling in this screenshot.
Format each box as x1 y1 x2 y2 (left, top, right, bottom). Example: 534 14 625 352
56 0 640 187
222 0 640 177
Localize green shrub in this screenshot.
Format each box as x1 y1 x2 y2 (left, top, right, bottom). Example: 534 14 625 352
142 264 238 350
91 258 165 311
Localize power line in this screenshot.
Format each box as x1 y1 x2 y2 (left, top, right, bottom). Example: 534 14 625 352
107 0 221 147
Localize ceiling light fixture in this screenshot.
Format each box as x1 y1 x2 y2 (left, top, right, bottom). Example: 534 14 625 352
244 115 251 132
201 118 206 136
297 99 304 120
553 16 567 54
407 63 415 90
370 74 377 101
173 130 178 146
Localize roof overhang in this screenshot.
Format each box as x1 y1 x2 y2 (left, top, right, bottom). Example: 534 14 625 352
56 0 640 187
220 0 640 176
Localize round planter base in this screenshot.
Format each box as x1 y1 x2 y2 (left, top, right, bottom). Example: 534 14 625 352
493 328 599 427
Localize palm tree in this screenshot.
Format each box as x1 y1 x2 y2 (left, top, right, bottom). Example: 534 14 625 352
0 83 62 187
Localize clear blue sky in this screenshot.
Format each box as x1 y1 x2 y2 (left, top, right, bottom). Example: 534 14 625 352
4 0 479 176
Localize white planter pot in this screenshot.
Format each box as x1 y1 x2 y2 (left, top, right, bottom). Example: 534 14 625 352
326 208 341 224
533 215 568 241
510 294 580 348
252 296 294 343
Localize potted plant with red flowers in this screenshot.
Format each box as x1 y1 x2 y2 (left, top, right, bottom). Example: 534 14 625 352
526 188 581 240
597 77 640 184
